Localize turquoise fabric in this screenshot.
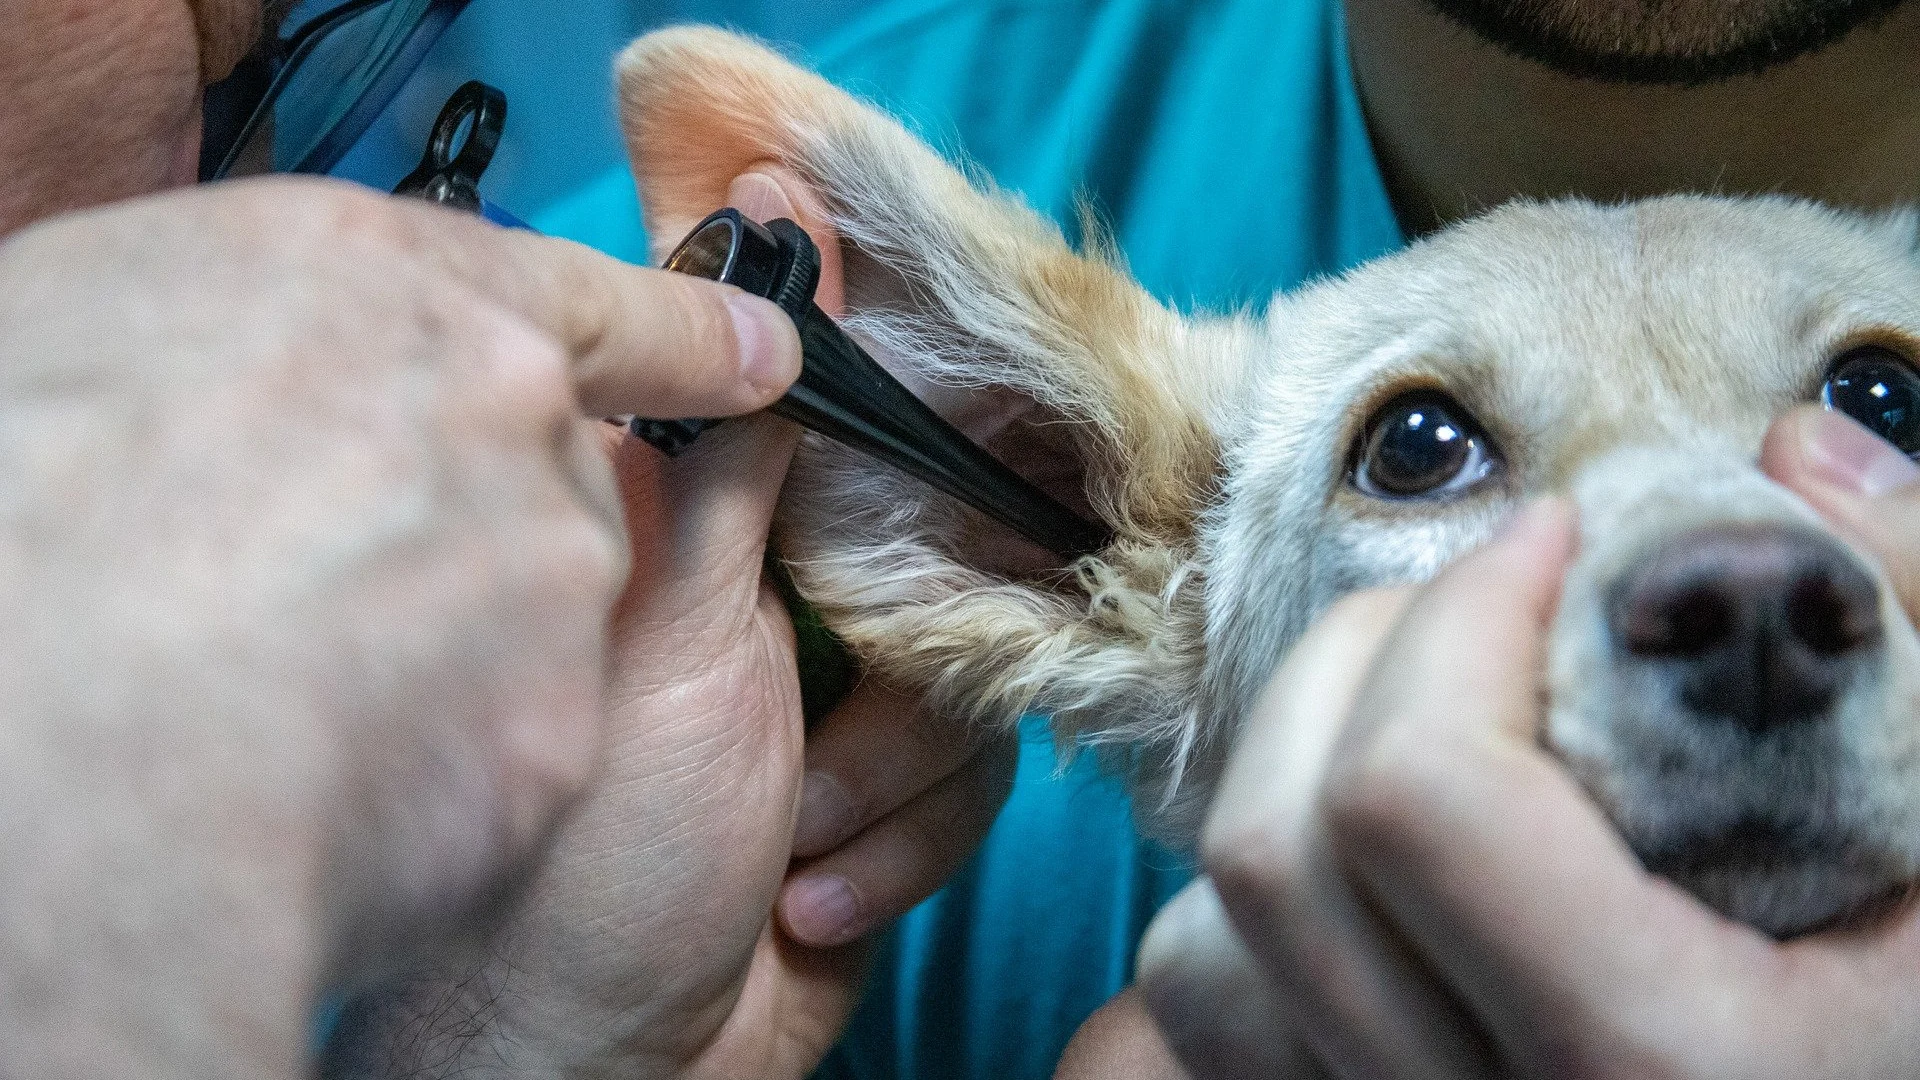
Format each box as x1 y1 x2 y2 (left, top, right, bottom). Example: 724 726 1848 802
331 1 1403 1076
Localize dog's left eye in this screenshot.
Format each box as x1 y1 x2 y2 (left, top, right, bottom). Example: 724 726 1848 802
1353 391 1499 499
1822 345 1920 458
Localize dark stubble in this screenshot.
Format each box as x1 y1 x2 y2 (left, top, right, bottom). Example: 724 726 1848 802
1423 0 1909 81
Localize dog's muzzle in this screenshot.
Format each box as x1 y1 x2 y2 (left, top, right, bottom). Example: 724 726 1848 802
1606 523 1883 733
1549 445 1920 938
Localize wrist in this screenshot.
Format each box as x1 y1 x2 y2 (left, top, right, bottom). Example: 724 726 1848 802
318 949 727 1080
318 963 598 1080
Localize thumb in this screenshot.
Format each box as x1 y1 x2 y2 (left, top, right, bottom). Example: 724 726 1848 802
609 414 798 636
609 165 819 630
1762 406 1920 617
641 166 819 603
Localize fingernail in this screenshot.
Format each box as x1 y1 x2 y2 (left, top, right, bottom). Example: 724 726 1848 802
793 770 855 857
1802 409 1920 498
782 873 864 946
727 292 800 398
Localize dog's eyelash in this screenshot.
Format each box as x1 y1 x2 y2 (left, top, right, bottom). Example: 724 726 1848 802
1349 391 1503 500
1820 343 1920 459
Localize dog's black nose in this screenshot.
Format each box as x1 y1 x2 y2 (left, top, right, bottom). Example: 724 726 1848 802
1608 523 1882 732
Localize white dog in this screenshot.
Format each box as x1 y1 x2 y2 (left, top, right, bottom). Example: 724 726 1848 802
618 27 1920 938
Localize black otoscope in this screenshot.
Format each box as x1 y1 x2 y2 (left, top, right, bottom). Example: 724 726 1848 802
637 209 1113 560
400 82 1112 561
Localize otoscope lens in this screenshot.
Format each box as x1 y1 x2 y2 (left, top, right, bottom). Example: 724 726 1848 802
665 216 738 281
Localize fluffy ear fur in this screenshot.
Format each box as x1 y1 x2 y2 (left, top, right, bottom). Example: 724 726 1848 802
616 27 1239 818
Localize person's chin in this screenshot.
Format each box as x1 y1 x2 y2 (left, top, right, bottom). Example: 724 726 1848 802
1421 0 1910 83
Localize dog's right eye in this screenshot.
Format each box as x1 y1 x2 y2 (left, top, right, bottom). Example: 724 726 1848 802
1353 391 1498 499
1822 345 1920 458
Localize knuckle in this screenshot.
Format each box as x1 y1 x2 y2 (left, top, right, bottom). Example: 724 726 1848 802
1320 738 1429 867
488 552 620 795
461 308 576 420
1133 917 1189 995
502 329 575 410
1201 782 1321 906
521 500 628 605
229 176 405 251
498 694 603 842
568 513 630 599
1135 886 1234 1007
515 699 601 797
826 773 881 838
565 438 631 590
1200 813 1303 907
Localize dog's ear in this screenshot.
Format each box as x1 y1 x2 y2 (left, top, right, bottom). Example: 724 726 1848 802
615 28 1239 819
615 27 1224 538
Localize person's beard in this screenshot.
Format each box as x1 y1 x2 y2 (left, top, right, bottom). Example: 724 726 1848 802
1423 0 1908 81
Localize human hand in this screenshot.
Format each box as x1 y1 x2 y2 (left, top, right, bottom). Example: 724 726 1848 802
1762 405 1920 615
319 165 1015 1080
0 176 798 1080
1137 479 1920 1079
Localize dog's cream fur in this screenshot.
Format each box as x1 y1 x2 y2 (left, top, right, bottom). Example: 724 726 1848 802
618 27 1920 936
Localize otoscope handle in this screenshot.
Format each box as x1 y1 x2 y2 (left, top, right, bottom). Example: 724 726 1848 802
773 304 1112 559
635 208 1112 561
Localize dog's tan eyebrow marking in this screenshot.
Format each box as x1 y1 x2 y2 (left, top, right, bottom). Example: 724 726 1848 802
1801 326 1920 400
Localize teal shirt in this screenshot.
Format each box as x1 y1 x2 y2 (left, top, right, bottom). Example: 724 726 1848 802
341 1 1402 1076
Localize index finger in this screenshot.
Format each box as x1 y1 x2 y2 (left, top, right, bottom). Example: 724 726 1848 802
1202 585 1490 1080
344 181 804 421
